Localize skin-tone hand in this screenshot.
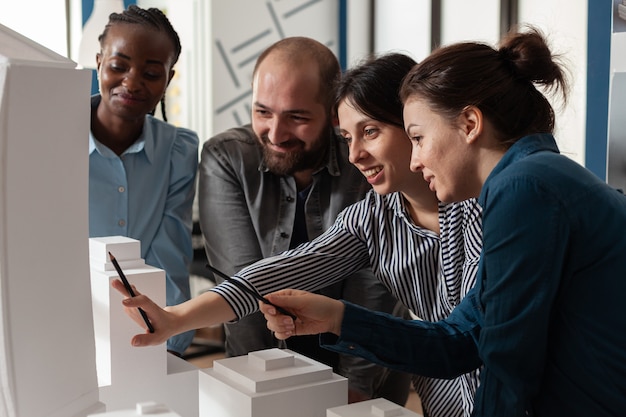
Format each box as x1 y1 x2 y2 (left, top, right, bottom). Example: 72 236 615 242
112 279 177 346
260 289 346 339
111 279 237 348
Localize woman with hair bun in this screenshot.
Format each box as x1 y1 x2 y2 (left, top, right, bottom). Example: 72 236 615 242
262 26 626 417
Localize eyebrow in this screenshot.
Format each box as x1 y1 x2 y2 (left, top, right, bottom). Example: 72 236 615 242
112 52 164 66
253 102 313 116
405 123 419 135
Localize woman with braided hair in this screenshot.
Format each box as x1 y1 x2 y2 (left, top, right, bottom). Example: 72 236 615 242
89 5 198 356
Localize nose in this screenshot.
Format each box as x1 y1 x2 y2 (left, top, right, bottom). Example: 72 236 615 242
266 117 290 145
348 138 368 165
409 145 423 172
121 70 142 92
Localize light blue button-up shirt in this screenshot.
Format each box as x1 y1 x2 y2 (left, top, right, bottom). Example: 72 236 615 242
89 96 199 354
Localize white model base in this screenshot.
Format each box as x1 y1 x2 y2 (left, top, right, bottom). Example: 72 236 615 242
327 398 423 417
88 401 181 417
199 348 347 417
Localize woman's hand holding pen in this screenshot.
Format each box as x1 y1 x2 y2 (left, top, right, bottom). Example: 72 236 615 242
111 279 174 347
260 289 346 339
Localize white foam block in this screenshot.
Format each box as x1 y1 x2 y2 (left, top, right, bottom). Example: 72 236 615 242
90 258 147 272
90 236 142 262
326 398 423 417
248 348 295 371
0 22 103 417
213 349 333 393
88 402 181 416
89 237 200 417
199 348 347 417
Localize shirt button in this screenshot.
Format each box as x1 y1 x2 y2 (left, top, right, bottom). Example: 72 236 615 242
280 232 289 239
286 196 294 202
118 186 125 193
118 219 126 227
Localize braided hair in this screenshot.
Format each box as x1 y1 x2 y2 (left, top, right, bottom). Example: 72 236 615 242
98 5 181 121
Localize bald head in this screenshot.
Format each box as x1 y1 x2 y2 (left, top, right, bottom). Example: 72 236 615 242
253 37 341 111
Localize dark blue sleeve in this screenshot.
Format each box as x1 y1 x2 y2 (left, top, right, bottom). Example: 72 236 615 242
320 287 483 378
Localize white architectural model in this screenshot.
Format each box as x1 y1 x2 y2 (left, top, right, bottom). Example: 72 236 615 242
0 22 102 417
89 401 181 417
199 348 347 417
0 20 422 417
89 236 199 417
327 398 423 417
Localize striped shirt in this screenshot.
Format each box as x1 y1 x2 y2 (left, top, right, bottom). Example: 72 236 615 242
211 190 483 417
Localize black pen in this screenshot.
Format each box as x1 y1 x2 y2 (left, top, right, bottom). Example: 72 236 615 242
109 251 155 333
205 263 297 320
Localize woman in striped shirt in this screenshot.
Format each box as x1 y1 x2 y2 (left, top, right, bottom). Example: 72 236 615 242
213 52 483 417
118 52 483 417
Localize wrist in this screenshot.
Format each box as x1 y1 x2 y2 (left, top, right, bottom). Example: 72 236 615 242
331 300 345 336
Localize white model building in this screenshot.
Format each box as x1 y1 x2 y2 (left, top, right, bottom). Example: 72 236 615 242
89 401 181 417
89 236 199 417
0 22 102 417
199 348 347 417
327 398 423 417
90 237 349 417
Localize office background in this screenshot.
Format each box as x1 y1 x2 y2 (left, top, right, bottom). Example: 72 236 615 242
0 0 622 186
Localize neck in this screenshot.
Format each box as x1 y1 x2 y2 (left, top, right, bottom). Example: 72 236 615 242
293 169 314 191
91 106 144 156
401 183 440 234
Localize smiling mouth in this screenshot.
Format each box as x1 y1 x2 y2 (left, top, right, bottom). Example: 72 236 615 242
363 166 383 178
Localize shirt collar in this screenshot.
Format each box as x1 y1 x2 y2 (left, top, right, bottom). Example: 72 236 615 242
88 94 153 163
479 133 559 205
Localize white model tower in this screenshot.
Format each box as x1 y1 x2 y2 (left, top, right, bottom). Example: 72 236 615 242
89 236 199 417
0 23 102 417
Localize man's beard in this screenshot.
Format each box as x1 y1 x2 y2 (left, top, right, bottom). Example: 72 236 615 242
260 126 331 176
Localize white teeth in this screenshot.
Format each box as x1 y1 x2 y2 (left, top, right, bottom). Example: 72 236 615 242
363 167 382 177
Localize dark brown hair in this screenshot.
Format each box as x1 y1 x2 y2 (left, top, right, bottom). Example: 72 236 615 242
335 52 417 129
400 26 568 146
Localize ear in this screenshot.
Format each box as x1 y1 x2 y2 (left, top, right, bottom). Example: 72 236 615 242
95 52 102 71
459 105 483 144
166 69 176 88
330 109 339 127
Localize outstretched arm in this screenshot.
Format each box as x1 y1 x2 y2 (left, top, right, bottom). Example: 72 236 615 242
112 279 237 347
262 287 483 379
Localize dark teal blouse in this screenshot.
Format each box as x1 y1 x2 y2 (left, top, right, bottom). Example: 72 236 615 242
322 133 626 417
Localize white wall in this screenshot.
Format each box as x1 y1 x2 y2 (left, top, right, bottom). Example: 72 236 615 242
0 0 597 168
374 0 431 61
519 0 588 165
372 0 588 166
0 0 69 57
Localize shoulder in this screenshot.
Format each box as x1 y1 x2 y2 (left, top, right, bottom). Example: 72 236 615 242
145 115 199 154
200 125 262 178
202 125 261 162
203 125 258 152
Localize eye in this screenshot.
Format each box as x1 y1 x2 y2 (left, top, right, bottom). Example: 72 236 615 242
144 71 163 80
290 114 309 123
363 127 379 139
109 63 126 72
409 135 422 145
340 135 353 145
